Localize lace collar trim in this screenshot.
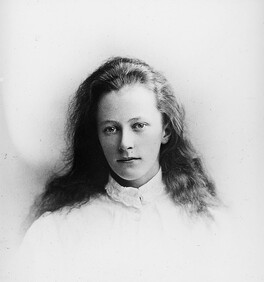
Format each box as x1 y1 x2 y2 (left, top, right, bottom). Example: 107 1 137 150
105 169 167 208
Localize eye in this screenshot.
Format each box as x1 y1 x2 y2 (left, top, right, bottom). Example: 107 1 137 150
103 126 118 135
132 122 147 131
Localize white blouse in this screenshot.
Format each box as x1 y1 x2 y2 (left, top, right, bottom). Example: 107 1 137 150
17 170 227 282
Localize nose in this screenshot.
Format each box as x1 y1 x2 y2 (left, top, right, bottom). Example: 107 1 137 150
119 128 134 152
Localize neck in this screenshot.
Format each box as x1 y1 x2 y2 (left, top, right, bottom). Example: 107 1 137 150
109 166 160 188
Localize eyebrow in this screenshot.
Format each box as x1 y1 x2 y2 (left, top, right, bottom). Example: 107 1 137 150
129 117 144 122
98 117 145 126
98 120 118 126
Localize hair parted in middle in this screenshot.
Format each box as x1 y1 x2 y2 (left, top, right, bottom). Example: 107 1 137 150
36 56 218 218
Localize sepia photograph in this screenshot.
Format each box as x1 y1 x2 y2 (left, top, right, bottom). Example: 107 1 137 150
1 0 263 281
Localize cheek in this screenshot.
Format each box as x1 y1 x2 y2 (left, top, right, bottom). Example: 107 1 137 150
99 136 118 155
140 131 163 151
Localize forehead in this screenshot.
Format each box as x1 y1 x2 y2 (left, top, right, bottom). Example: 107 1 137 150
97 84 161 122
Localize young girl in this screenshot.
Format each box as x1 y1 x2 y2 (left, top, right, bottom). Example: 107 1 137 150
18 57 219 281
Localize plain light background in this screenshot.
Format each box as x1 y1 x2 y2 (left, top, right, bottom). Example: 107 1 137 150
1 0 263 281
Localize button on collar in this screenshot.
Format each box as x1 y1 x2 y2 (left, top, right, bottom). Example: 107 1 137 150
105 169 166 208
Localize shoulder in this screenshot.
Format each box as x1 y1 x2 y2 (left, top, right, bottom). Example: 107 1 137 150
22 212 59 245
23 194 115 242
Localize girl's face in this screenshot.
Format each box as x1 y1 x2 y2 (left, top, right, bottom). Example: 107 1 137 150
97 84 169 187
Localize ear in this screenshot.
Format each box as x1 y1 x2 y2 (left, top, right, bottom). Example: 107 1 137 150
161 124 171 144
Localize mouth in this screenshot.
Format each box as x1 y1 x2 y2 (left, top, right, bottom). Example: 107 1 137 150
117 157 141 163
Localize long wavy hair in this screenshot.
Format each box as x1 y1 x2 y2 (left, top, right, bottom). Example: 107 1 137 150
35 57 218 218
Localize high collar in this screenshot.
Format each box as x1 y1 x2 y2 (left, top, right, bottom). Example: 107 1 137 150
105 169 167 209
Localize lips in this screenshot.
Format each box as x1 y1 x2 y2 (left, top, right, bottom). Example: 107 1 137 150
117 157 141 162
